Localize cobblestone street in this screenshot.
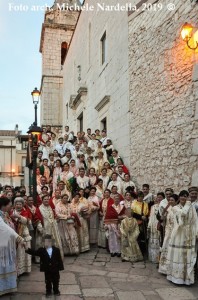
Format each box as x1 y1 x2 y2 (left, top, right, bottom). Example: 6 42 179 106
1 247 198 300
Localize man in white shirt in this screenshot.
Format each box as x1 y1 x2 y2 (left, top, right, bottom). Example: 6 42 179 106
100 130 110 147
72 144 83 161
55 137 66 157
76 168 90 189
108 172 123 194
122 174 136 194
158 187 174 216
99 168 110 190
88 133 98 151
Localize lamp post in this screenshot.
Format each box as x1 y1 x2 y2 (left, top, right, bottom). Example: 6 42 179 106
31 87 40 126
27 87 42 205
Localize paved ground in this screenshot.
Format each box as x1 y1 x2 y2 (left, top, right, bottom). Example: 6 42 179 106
1 247 198 300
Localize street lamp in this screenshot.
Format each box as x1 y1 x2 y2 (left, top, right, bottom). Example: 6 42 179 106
31 87 40 126
27 124 42 205
181 23 198 50
28 87 42 205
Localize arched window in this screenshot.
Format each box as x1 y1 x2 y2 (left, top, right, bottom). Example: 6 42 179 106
61 42 67 66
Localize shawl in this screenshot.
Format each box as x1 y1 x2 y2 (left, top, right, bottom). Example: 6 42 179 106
0 216 18 267
105 203 125 223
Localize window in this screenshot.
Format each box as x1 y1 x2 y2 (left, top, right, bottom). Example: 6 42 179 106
101 117 107 131
77 112 83 132
61 42 67 66
22 141 28 150
101 31 106 65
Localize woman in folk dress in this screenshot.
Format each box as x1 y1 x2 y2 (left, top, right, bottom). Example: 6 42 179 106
166 191 198 285
70 192 90 253
87 187 100 244
98 189 114 248
158 193 178 274
10 197 31 276
147 192 165 264
55 194 79 255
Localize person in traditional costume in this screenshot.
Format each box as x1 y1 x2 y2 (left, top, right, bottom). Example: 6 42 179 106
110 185 124 201
114 158 129 175
147 192 165 264
88 168 98 186
121 191 135 209
56 181 71 199
69 159 78 177
87 187 100 244
50 189 61 209
120 208 143 262
94 141 107 160
34 195 63 259
108 150 121 168
55 194 79 255
103 162 113 178
98 189 114 248
131 191 149 257
86 156 97 173
99 168 110 190
142 184 154 210
88 133 98 151
0 198 24 296
188 186 198 216
96 151 108 175
53 159 62 191
158 193 178 274
10 197 31 276
108 172 123 194
60 162 75 194
158 188 174 217
103 139 114 159
95 179 104 201
37 176 49 196
40 159 51 184
76 168 90 189
188 187 198 274
157 188 173 246
166 191 198 285
122 174 136 194
105 194 125 257
25 195 37 253
70 192 90 252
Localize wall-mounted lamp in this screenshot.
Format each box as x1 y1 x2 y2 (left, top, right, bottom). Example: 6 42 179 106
181 22 198 50
77 65 81 81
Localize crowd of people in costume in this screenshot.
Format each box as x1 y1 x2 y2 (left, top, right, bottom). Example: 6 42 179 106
1 125 198 297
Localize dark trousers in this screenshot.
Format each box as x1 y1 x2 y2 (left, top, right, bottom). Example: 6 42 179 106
44 271 60 293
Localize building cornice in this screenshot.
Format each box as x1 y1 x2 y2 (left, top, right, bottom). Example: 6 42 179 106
95 96 110 112
69 87 88 109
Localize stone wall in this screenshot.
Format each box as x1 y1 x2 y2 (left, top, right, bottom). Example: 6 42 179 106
62 0 130 165
40 7 79 126
128 0 198 192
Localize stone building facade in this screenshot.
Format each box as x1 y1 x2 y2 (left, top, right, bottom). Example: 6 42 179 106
128 0 198 191
40 0 198 191
61 0 130 164
39 0 80 127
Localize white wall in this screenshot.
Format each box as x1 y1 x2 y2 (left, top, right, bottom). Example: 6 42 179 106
62 0 130 165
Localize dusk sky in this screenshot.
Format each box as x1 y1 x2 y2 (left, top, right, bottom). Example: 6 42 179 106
0 0 49 133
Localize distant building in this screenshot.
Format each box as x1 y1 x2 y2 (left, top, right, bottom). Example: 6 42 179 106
0 125 29 188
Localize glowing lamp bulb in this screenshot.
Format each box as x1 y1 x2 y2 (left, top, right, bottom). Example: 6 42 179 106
181 23 193 42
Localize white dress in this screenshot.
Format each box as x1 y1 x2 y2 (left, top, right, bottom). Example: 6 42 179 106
166 201 198 285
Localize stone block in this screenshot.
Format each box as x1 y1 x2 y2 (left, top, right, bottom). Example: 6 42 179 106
17 281 44 293
60 273 77 285
82 288 114 297
60 285 81 295
116 291 146 300
156 288 197 300
79 276 109 288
